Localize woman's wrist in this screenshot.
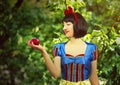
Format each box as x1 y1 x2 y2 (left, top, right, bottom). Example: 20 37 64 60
40 48 46 54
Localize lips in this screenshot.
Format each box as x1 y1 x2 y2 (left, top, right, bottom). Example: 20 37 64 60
64 30 69 34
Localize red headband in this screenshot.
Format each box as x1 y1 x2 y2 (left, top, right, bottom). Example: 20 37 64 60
64 6 78 24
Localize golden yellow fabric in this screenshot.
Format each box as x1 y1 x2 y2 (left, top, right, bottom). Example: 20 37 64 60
59 79 91 85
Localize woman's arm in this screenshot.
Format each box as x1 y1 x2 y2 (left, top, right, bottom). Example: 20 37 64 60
89 60 100 85
42 50 61 78
27 41 61 78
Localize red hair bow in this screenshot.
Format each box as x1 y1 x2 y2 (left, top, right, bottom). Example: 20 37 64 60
64 6 74 15
64 6 78 24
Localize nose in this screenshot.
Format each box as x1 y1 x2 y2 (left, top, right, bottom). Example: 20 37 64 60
63 25 67 30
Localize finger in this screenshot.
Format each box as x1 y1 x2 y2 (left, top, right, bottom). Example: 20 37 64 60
27 41 33 47
29 41 35 46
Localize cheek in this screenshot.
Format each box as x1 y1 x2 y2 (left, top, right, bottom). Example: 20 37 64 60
67 29 74 37
71 28 74 35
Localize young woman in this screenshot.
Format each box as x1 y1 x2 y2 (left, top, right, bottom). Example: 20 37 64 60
27 6 100 85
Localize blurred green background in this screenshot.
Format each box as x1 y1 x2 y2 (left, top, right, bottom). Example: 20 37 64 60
0 0 120 85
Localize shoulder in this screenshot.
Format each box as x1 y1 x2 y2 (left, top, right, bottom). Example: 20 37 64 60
86 42 100 60
53 42 66 51
85 42 98 50
52 42 66 57
86 42 96 46
86 42 97 47
53 42 66 48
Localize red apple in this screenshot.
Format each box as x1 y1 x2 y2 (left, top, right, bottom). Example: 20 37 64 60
30 38 40 45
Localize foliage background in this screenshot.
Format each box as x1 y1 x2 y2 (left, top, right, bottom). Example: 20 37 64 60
0 0 120 85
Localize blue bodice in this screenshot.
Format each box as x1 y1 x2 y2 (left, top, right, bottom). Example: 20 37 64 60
52 42 99 82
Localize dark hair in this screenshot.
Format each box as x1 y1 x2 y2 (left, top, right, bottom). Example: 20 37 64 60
62 13 88 38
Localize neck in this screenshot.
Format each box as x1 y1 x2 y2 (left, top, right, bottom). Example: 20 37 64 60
69 37 84 45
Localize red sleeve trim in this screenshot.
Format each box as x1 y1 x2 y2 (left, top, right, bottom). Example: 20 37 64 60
52 47 58 58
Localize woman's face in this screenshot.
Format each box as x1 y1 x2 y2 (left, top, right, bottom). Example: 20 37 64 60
63 21 74 38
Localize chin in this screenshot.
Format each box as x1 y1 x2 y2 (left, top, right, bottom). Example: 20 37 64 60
65 34 73 38
65 35 70 37
65 36 72 38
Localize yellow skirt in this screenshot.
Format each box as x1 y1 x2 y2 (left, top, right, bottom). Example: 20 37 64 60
59 79 91 85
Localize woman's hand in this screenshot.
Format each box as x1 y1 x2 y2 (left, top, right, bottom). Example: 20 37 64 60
27 40 45 53
27 40 61 79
